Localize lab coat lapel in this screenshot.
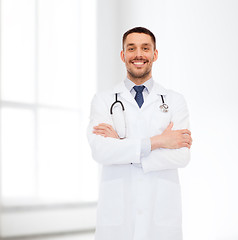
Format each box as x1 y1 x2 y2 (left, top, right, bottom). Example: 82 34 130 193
112 81 168 109
112 82 138 107
142 82 168 110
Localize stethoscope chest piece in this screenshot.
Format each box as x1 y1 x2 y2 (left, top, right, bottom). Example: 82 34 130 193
160 103 169 112
159 95 169 112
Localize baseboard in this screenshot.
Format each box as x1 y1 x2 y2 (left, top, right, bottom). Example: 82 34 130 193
0 203 97 238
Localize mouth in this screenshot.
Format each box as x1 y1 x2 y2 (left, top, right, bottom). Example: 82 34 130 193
131 59 148 67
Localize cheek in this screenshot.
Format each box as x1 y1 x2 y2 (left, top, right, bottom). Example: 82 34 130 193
148 54 155 61
125 53 135 61
126 59 133 66
145 52 155 61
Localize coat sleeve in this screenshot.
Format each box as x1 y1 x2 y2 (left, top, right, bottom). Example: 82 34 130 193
141 93 191 173
87 93 142 165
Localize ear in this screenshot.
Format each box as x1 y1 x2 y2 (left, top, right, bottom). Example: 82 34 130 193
120 50 125 63
153 49 158 62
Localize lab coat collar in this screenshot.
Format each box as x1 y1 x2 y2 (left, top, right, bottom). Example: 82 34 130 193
112 80 168 108
150 81 168 96
112 81 129 94
141 82 168 109
112 81 138 107
112 80 168 95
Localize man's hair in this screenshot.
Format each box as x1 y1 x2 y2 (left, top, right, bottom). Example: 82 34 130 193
122 27 156 50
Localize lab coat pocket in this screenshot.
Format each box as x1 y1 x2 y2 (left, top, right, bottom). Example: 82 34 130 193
154 178 182 227
97 179 124 226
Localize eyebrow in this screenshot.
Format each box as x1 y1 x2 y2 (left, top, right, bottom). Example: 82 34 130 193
126 43 135 47
126 43 152 47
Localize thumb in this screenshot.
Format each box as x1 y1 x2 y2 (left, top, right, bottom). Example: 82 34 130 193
166 122 173 131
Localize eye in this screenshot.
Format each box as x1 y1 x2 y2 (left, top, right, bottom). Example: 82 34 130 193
128 48 134 51
143 47 149 51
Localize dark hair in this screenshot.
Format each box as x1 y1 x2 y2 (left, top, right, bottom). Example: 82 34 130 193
122 27 156 50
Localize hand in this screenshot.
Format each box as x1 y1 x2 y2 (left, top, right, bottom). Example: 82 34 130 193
150 122 192 150
93 123 119 139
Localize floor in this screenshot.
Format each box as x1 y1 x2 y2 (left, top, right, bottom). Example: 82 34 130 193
2 232 95 240
35 233 94 240
37 233 94 240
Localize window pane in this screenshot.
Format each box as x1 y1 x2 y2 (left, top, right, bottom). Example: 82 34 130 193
1 0 35 103
38 108 83 202
1 108 35 198
78 116 98 202
38 0 81 108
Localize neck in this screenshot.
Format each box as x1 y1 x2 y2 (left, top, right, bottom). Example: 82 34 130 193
127 74 152 86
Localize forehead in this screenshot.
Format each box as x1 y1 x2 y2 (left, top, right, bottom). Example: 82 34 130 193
124 32 153 47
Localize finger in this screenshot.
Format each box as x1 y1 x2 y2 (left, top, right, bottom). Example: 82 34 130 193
94 125 107 129
182 136 192 146
94 124 119 138
182 135 192 142
106 125 118 136
179 129 191 135
93 129 111 136
100 123 118 137
188 137 193 145
185 140 192 148
93 126 109 131
108 126 119 137
98 123 113 129
93 130 106 135
166 122 173 131
93 131 107 137
94 124 112 132
181 142 191 149
106 124 114 131
100 124 115 134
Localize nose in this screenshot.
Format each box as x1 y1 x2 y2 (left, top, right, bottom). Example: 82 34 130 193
135 48 143 57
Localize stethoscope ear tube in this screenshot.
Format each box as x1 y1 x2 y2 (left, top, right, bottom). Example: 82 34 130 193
110 93 125 114
110 93 126 139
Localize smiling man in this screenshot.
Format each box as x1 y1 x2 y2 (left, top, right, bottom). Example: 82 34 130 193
121 31 157 83
87 27 192 240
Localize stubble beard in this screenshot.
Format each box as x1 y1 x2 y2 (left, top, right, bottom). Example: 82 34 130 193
127 68 151 82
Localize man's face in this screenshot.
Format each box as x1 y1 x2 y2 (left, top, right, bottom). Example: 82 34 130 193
121 33 158 82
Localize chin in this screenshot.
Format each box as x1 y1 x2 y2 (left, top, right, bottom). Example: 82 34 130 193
129 71 151 79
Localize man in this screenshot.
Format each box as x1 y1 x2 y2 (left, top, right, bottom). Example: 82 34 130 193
87 27 192 240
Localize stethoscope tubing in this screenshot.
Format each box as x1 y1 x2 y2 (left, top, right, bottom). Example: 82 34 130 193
110 93 168 115
110 93 169 138
110 93 125 114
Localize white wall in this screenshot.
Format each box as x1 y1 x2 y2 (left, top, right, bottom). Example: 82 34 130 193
97 0 238 239
0 0 98 237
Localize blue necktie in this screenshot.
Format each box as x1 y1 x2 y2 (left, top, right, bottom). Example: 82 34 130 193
133 85 145 108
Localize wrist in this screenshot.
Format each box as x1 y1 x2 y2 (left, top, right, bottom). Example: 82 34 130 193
150 134 164 150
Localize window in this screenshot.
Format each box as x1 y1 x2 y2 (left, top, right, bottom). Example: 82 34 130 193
0 0 97 206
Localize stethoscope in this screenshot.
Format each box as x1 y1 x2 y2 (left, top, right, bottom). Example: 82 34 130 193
110 93 169 139
110 93 169 114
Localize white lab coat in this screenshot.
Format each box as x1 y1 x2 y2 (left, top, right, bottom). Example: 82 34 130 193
87 81 190 240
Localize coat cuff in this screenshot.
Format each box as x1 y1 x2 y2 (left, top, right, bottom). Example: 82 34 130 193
132 138 151 168
140 138 151 158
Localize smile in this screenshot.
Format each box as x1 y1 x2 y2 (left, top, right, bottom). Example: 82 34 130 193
131 60 147 67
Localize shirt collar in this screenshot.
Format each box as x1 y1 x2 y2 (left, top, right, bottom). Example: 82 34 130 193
112 78 167 95
124 77 154 93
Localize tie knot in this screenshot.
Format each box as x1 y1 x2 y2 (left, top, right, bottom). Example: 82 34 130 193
133 85 145 93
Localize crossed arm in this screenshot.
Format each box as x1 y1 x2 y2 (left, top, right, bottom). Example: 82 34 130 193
93 122 192 151
88 93 192 171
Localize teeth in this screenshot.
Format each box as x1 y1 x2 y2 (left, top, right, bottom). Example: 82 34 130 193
133 62 144 65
